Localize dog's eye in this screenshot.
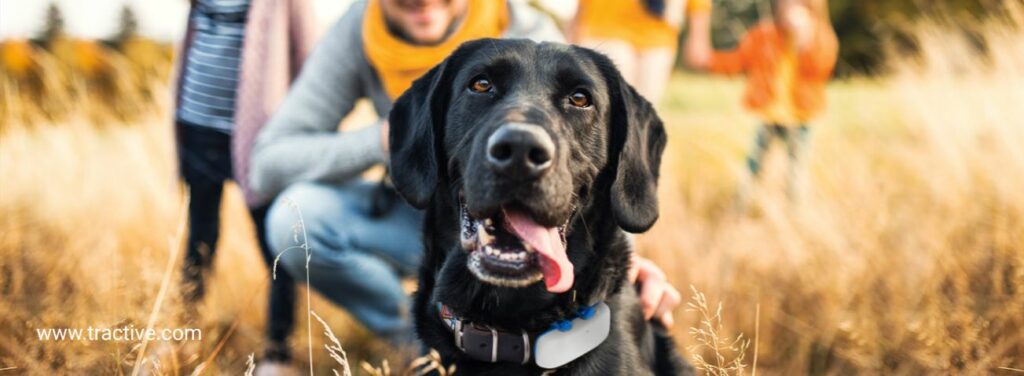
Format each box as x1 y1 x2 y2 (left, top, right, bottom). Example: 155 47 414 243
469 77 493 93
569 89 591 108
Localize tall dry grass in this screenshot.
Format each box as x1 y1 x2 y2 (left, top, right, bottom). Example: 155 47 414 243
0 37 171 127
638 7 1024 375
1 9 1023 375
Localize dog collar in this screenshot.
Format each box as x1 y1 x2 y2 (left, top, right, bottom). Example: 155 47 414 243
437 301 611 369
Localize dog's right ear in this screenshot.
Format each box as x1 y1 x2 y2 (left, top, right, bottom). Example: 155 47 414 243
388 60 454 209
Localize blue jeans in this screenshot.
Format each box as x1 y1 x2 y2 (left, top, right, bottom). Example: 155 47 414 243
744 123 810 200
265 181 423 344
746 123 809 177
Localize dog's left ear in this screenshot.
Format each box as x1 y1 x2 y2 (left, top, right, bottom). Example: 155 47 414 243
588 50 667 233
388 58 454 208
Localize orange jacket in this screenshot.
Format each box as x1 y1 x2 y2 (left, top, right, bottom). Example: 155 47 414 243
709 21 838 123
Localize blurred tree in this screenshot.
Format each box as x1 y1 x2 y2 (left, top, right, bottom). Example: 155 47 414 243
828 0 992 75
33 3 65 46
706 0 762 50
112 5 139 45
104 5 140 49
684 0 1001 76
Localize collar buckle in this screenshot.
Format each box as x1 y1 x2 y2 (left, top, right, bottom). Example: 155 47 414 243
454 317 465 351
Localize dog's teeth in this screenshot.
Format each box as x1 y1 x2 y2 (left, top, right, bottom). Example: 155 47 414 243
461 231 478 251
477 222 493 245
522 243 536 253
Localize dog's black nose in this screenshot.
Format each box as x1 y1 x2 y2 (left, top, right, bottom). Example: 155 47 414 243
486 123 554 179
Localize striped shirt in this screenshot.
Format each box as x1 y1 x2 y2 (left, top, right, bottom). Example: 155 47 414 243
176 0 250 132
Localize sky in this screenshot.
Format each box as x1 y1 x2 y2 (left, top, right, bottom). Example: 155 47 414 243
0 0 577 41
0 0 577 42
0 0 356 41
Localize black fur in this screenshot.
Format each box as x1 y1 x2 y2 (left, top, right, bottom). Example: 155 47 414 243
389 39 693 375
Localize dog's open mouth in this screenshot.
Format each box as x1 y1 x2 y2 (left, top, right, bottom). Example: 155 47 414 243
460 204 574 292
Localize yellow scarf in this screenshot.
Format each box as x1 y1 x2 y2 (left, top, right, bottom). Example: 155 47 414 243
363 0 508 99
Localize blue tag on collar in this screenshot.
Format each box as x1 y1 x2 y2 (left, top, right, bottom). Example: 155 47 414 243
533 302 611 369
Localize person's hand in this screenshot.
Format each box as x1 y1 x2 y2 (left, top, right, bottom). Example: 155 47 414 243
628 254 682 328
780 3 814 50
380 120 389 153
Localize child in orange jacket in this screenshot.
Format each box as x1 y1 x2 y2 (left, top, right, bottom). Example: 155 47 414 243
694 0 838 200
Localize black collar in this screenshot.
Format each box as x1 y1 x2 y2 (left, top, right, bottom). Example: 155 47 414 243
437 303 540 364
436 298 606 366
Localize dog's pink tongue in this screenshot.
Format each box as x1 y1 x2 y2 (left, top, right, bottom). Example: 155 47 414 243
503 208 574 293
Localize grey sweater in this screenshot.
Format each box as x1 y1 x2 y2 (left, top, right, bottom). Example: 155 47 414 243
249 0 564 199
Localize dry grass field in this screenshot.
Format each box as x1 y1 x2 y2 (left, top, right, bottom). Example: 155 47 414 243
2 13 1023 376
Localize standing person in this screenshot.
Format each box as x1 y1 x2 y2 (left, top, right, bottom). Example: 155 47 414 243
172 0 315 371
690 0 837 202
569 0 713 104
252 0 686 364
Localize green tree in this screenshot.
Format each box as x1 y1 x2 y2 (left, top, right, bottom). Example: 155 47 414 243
37 3 65 44
687 0 1001 76
112 5 139 44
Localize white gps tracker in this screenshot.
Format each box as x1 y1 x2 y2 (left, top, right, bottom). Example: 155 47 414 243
533 302 612 369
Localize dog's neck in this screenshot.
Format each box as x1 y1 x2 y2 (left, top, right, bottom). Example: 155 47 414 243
427 196 631 332
434 299 611 367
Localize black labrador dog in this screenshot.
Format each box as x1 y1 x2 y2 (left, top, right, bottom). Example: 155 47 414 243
388 39 693 375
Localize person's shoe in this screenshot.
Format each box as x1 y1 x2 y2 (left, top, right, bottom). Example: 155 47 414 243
254 360 300 376
254 340 297 376
263 340 292 362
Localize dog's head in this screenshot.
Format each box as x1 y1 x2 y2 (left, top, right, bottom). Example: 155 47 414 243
389 39 665 298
